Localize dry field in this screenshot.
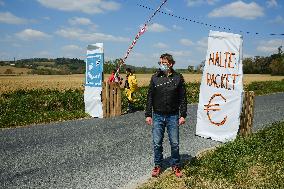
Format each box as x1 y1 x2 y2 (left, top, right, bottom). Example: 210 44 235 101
0 66 32 75
0 74 283 93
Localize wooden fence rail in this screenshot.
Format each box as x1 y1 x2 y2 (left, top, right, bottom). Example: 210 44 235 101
239 91 255 137
102 82 122 118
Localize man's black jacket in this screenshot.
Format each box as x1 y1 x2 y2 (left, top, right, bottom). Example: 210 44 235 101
145 70 187 118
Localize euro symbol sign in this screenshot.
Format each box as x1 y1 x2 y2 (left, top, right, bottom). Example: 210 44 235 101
204 93 227 126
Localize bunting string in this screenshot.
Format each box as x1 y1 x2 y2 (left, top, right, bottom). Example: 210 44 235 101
137 3 284 37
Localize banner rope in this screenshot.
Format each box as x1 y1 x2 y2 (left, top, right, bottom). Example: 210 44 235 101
137 3 284 37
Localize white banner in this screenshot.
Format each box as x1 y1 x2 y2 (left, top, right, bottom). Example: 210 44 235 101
196 31 243 142
84 43 104 118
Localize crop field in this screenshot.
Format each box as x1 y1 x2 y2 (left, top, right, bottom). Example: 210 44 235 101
0 74 283 93
0 66 33 75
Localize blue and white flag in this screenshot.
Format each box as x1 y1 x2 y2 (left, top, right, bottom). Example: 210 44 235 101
84 43 104 118
86 50 103 87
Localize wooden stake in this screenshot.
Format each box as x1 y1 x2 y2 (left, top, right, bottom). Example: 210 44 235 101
102 82 122 118
239 91 255 137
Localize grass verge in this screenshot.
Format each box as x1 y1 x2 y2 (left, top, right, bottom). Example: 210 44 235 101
137 121 284 189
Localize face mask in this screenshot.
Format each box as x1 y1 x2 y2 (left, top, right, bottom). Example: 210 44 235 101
160 64 169 71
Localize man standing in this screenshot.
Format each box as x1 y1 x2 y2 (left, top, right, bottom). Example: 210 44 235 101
145 53 187 178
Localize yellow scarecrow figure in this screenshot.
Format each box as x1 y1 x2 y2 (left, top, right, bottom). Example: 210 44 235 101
124 68 138 112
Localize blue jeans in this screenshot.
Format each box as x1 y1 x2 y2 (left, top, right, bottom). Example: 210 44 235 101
152 113 180 167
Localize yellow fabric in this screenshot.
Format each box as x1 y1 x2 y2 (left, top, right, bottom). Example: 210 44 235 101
125 74 138 102
128 74 138 92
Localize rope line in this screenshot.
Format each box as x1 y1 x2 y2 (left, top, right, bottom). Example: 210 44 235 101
137 3 284 37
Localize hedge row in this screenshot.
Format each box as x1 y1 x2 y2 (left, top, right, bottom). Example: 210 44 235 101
0 89 87 128
1 80 283 128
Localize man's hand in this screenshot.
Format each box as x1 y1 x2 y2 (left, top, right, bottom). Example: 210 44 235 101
179 117 186 125
146 117 153 125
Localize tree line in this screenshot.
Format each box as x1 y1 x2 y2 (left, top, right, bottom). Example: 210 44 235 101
1 47 283 75
243 46 283 75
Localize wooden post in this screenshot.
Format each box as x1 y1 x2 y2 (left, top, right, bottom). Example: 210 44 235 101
116 86 121 116
109 83 114 116
239 91 255 137
106 82 110 118
102 82 107 118
102 82 122 118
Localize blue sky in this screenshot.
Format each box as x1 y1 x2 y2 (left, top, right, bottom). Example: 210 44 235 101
0 0 283 68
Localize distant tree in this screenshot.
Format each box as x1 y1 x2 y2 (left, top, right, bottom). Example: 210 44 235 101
196 60 205 73
103 60 116 74
243 58 254 74
187 65 194 72
278 46 283 55
270 56 284 75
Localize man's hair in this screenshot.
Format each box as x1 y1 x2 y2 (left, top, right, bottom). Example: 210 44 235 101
160 53 175 65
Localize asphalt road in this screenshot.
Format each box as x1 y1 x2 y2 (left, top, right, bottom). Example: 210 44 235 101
0 93 283 189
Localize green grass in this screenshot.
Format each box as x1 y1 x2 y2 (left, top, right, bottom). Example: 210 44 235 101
245 79 284 95
0 89 89 128
138 121 284 189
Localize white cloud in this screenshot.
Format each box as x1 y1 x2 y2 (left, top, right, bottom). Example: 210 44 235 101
43 16 50 20
153 42 168 49
196 37 208 51
186 0 219 7
208 1 264 20
126 52 157 67
61 45 84 58
37 0 120 14
180 38 194 46
0 0 4 6
100 1 120 11
37 51 52 57
167 50 191 57
55 27 129 42
0 52 9 60
172 25 182 30
55 27 83 38
11 43 23 48
0 12 28 24
16 29 51 40
131 52 147 59
243 53 254 58
164 8 173 13
257 39 283 53
61 44 82 52
147 23 169 32
68 17 92 25
269 15 284 24
266 0 278 8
